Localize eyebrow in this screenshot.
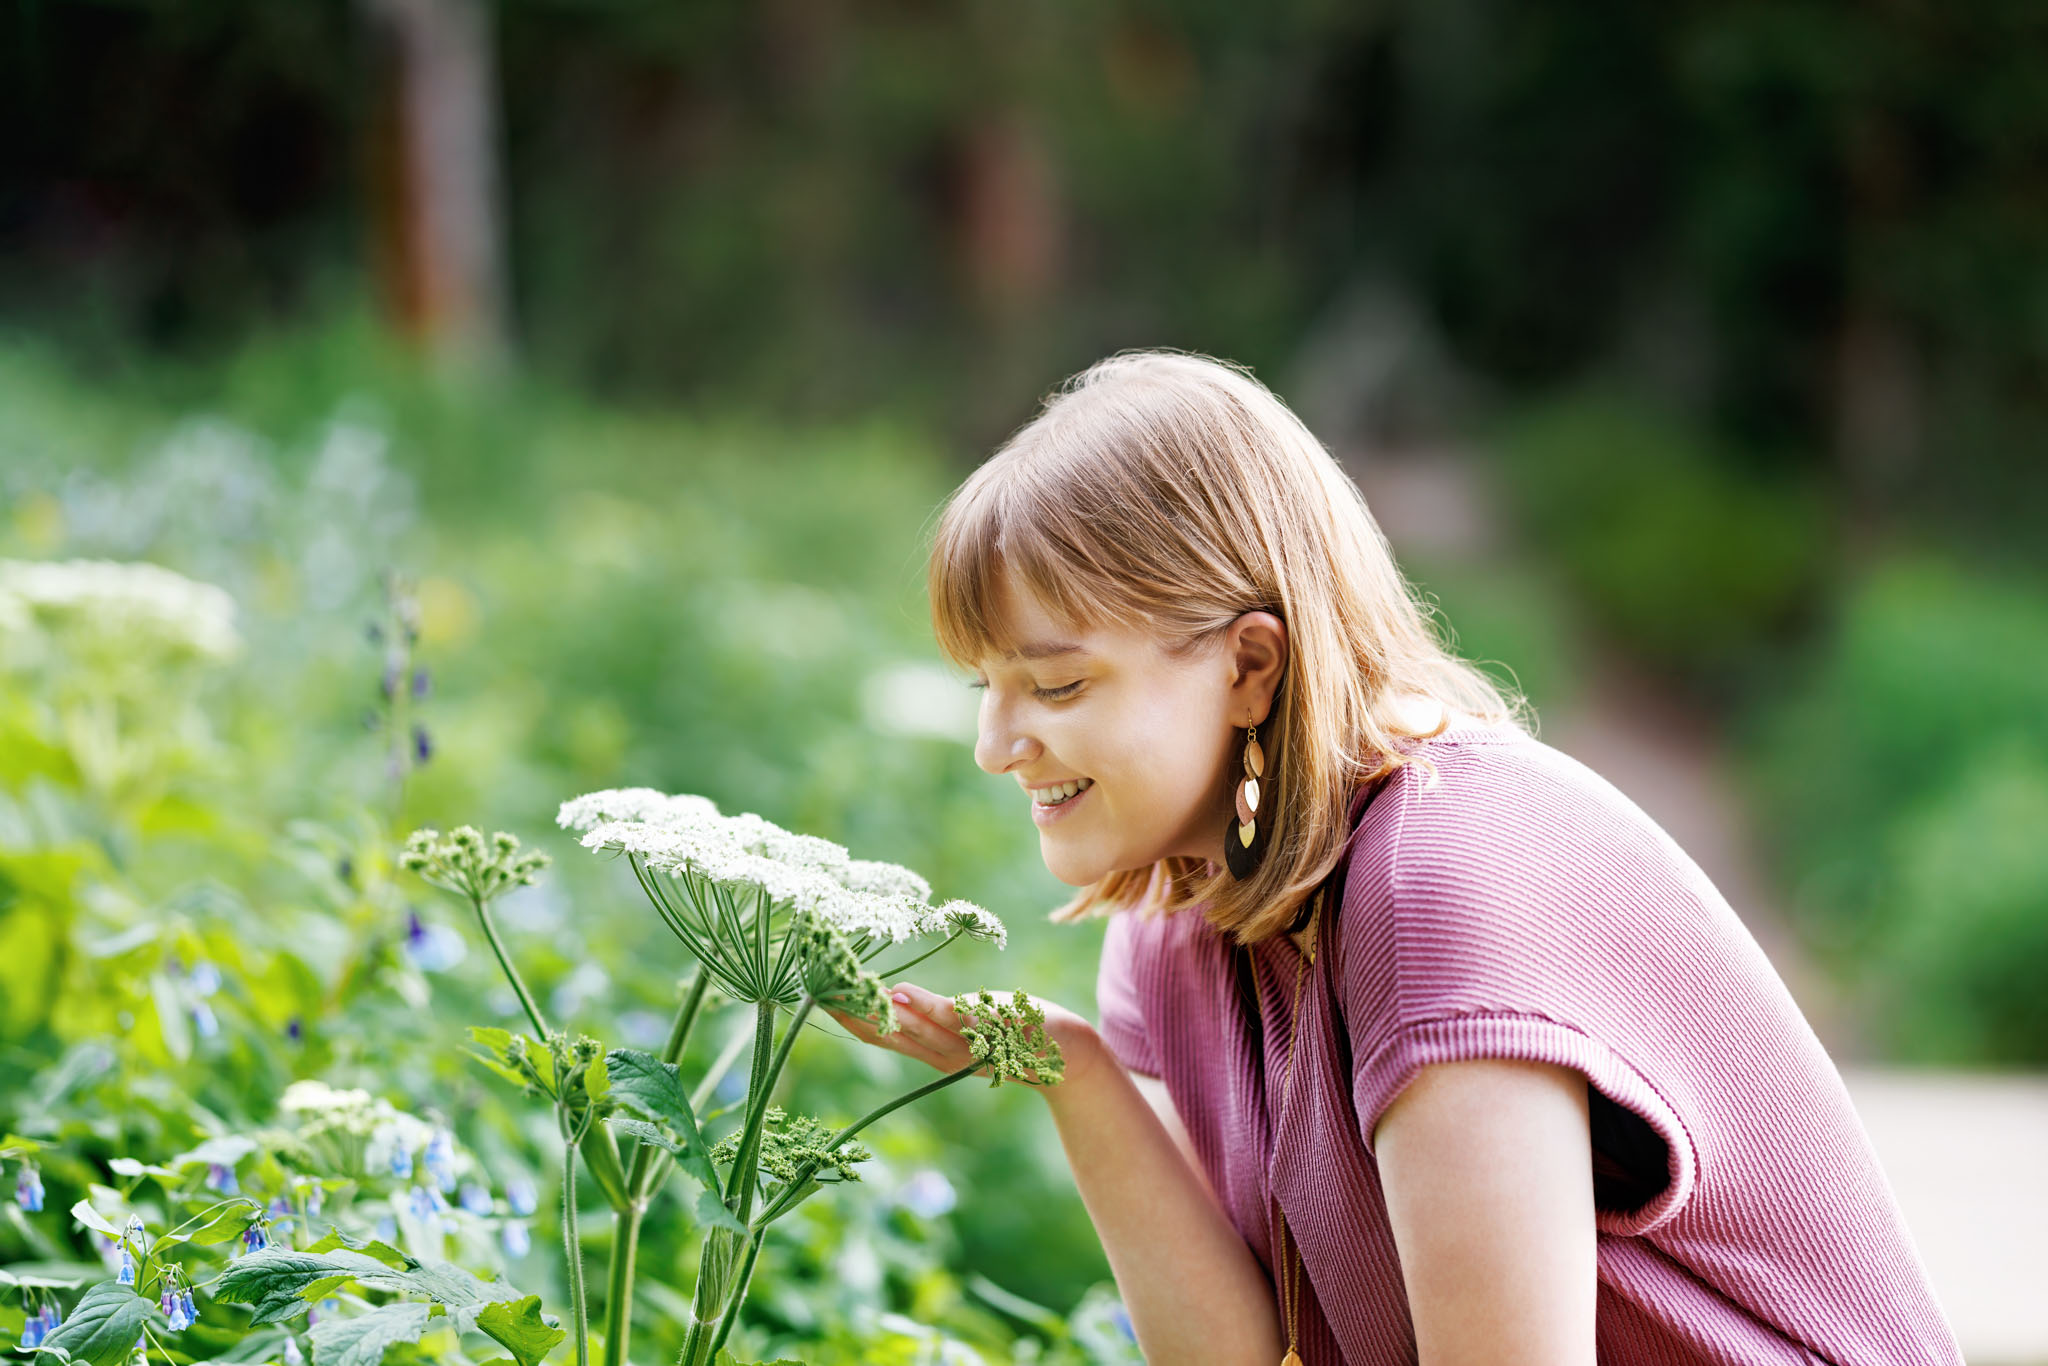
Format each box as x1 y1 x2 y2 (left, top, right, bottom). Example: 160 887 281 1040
1003 641 1089 661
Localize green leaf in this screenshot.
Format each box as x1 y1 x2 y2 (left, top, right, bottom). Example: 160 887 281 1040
305 1301 432 1366
167 1135 257 1170
305 1227 417 1270
1 1133 42 1159
168 1200 259 1248
711 1351 807 1366
211 1248 394 1325
608 1118 679 1153
581 1051 609 1105
474 1295 564 1366
604 1049 741 1232
67 1200 121 1240
36 1281 163 1366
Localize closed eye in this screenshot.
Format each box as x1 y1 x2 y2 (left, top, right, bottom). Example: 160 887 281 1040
966 677 1082 700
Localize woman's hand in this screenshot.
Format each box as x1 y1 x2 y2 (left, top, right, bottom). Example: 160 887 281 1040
826 982 1104 1091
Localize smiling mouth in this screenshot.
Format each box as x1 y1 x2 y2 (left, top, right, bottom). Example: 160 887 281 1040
1031 778 1094 807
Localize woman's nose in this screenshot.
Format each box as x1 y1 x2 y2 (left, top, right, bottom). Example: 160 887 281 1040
974 709 1042 776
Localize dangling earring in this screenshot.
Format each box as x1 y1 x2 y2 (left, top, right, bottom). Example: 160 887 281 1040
1224 721 1269 879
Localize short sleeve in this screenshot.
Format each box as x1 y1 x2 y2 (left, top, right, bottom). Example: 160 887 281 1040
1094 910 1161 1078
1352 1011 1697 1236
1338 745 1706 1238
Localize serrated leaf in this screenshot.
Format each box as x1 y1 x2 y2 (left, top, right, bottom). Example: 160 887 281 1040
474 1295 564 1366
609 1118 679 1153
604 1049 741 1232
306 1301 431 1366
305 1227 416 1270
68 1200 121 1239
211 1248 394 1325
36 1281 164 1366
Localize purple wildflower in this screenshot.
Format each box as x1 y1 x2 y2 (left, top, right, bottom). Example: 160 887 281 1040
17 1316 42 1350
501 1220 530 1258
505 1176 536 1217
180 1290 196 1329
411 667 430 700
206 1162 238 1194
286 1016 303 1043
380 660 400 700
191 1000 219 1039
388 1142 412 1179
241 1221 268 1254
187 961 221 996
411 723 432 764
283 1335 304 1366
458 1182 492 1216
424 1127 457 1193
118 1246 136 1285
15 1165 43 1212
303 1179 324 1217
374 1215 396 1243
39 1305 60 1335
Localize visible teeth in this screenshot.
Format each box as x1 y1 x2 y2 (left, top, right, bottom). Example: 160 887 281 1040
1032 778 1093 805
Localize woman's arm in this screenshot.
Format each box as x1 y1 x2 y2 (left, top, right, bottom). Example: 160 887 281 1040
830 983 1284 1366
1372 1058 1598 1366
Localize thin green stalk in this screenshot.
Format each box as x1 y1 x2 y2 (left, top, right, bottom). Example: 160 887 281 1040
704 1227 766 1360
604 967 709 1366
561 1107 592 1366
470 891 549 1039
755 1063 979 1228
871 929 963 980
601 1202 641 1366
626 967 711 1198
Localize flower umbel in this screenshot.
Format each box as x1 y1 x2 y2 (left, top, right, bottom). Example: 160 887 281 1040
710 1107 872 1187
400 826 550 904
953 989 1066 1088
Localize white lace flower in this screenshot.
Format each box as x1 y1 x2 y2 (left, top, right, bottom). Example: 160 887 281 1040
564 786 1005 966
0 558 240 661
557 788 719 833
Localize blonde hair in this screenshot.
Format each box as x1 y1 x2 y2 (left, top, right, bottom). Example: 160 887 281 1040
928 349 1532 944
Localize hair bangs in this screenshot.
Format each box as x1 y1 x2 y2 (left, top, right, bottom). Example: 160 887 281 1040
929 460 1117 670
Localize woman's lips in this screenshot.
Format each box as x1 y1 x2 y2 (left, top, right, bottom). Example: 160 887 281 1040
1030 781 1093 827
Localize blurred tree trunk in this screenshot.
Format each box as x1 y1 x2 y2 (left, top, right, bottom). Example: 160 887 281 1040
365 0 509 372
1832 102 1919 545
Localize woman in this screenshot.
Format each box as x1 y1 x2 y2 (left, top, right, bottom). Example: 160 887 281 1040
829 350 1960 1365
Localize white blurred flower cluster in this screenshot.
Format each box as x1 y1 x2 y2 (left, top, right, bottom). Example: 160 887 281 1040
0 558 240 663
559 787 1005 950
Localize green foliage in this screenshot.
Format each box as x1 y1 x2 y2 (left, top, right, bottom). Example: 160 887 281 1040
1496 390 1828 679
473 1295 566 1366
35 1282 163 1366
1743 556 2048 1060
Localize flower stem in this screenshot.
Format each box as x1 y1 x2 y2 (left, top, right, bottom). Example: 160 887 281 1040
704 1226 766 1360
600 1201 640 1366
470 891 549 1039
603 967 708 1366
754 1062 978 1228
560 1108 591 1366
870 930 963 980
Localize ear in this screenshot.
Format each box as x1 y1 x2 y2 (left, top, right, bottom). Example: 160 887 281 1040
1223 611 1288 726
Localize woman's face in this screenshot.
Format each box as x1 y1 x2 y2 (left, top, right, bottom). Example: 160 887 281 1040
969 579 1284 886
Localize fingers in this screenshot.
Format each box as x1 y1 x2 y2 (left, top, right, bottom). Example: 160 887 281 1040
824 1003 955 1073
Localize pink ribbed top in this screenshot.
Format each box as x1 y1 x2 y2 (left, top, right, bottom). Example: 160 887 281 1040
1095 720 1961 1365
